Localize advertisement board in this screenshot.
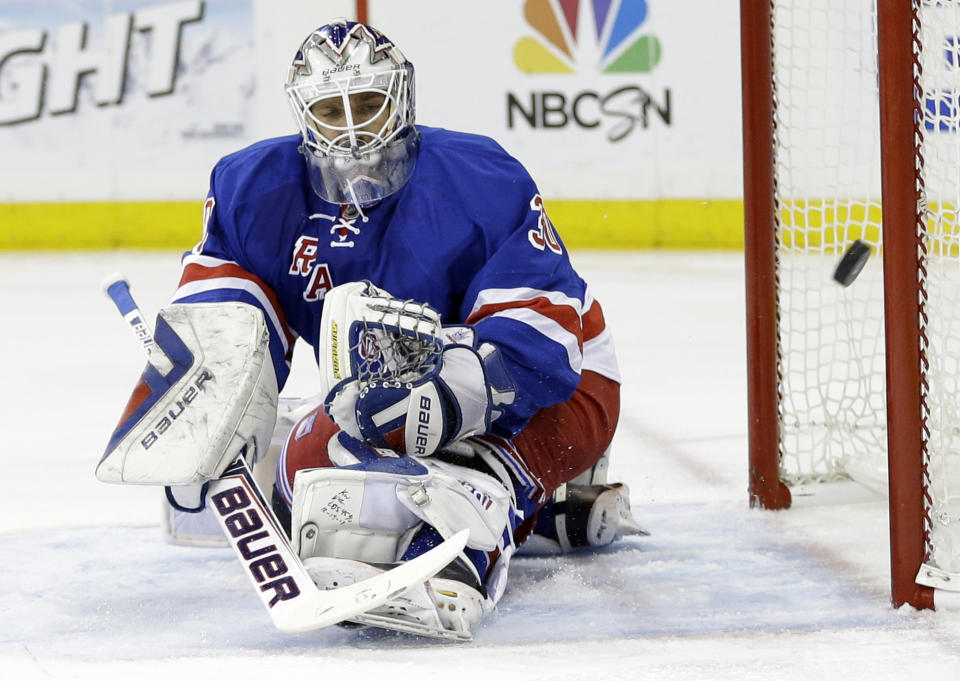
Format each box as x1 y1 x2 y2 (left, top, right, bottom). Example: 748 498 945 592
0 0 743 248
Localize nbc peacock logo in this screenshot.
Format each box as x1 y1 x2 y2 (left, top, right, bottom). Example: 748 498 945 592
506 0 671 142
514 0 663 74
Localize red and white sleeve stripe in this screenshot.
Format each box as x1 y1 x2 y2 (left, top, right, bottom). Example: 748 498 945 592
466 287 584 374
581 287 621 383
174 254 297 357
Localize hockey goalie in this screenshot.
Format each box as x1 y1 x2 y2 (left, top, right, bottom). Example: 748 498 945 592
97 19 644 641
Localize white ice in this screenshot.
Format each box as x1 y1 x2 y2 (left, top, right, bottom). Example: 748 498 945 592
2 251 959 681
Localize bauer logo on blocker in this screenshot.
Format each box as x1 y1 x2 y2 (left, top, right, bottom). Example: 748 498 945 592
508 0 670 142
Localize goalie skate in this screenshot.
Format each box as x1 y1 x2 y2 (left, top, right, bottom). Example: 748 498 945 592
304 557 484 641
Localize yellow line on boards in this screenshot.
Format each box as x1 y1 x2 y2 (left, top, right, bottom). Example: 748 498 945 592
0 202 202 250
548 199 744 250
0 199 747 250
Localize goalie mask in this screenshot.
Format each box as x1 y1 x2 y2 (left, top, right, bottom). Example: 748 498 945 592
286 20 419 206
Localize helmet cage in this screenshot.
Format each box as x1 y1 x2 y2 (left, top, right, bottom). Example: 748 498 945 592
287 66 413 156
285 21 418 204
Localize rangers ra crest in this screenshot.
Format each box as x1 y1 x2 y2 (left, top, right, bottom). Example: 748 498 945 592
290 230 334 302
290 208 366 301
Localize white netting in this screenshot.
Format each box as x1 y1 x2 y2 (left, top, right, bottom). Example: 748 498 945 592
918 0 960 577
772 0 960 579
772 0 887 486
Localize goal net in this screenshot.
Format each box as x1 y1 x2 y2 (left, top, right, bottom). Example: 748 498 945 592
742 0 960 609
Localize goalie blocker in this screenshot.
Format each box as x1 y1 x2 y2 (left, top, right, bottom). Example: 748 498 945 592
97 301 279 498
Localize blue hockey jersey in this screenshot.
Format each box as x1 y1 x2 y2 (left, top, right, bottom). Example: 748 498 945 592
173 126 619 440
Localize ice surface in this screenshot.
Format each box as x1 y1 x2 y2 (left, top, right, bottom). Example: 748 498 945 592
1 251 959 680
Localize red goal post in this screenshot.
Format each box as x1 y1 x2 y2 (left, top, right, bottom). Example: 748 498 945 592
741 0 960 610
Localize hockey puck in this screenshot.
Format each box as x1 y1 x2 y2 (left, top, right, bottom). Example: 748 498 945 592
833 239 871 287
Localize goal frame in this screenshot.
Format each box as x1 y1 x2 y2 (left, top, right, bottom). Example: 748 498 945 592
740 0 934 610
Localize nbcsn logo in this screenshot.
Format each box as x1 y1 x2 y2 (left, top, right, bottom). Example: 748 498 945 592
507 0 670 141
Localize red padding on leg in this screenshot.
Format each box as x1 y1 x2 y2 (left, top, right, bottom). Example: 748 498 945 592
512 370 621 496
282 406 341 491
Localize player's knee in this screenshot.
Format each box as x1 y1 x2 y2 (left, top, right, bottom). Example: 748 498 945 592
275 406 340 505
276 405 406 507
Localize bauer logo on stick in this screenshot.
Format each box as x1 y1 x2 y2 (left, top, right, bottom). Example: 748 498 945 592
833 239 872 287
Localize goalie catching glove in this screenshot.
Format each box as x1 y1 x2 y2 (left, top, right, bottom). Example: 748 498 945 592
318 281 516 457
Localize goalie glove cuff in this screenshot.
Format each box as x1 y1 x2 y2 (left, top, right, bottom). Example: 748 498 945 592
336 343 517 458
349 344 488 456
425 345 490 449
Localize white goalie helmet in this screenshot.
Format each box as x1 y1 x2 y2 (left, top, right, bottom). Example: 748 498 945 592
286 20 419 206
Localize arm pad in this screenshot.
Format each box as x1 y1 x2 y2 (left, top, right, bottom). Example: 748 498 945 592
97 302 278 485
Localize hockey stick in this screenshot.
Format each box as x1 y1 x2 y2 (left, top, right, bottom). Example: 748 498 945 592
204 457 469 633
101 273 469 633
102 273 175 374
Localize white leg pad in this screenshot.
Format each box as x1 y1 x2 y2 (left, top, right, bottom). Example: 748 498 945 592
290 454 519 637
291 458 514 562
162 450 281 548
291 467 426 564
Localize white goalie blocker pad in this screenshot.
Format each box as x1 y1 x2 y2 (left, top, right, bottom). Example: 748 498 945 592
290 454 514 603
97 302 278 486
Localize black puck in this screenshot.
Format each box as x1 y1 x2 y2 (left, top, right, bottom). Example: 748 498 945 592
833 239 872 287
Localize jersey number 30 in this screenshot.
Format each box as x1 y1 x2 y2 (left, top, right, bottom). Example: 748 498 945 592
527 194 563 255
